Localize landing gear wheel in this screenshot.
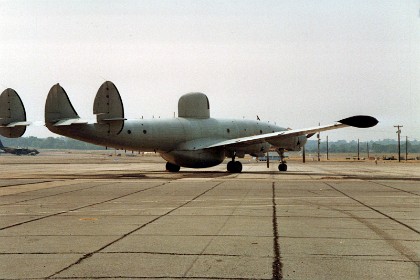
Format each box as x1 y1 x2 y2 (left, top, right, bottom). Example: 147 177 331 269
234 161 242 173
227 161 234 172
166 162 180 172
278 163 287 172
227 161 242 173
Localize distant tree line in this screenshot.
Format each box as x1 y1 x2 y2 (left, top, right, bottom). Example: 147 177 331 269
0 136 104 150
305 139 420 153
1 136 419 153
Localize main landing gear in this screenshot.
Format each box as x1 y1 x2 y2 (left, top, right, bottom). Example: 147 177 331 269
227 160 242 173
277 148 287 172
166 162 180 172
227 153 242 173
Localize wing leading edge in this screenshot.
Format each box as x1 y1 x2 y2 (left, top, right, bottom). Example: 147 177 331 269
199 115 378 150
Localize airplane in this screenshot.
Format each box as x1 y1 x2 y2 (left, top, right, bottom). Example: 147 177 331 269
0 139 39 156
0 82 378 172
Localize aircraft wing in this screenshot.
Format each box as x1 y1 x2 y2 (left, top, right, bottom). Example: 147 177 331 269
199 115 378 150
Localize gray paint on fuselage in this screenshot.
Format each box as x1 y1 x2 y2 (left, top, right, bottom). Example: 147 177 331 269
47 117 286 154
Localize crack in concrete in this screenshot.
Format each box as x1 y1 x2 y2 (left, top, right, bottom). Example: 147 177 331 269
0 182 167 231
0 180 55 189
322 182 420 271
271 182 282 280
0 182 103 206
367 180 420 196
46 181 224 279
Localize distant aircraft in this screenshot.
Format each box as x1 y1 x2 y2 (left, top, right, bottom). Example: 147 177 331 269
0 139 39 156
0 82 377 172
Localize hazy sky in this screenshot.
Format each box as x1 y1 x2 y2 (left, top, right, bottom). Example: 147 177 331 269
1 0 419 141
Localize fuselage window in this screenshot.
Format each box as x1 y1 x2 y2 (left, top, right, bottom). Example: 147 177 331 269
227 128 230 133
127 130 132 134
143 130 147 134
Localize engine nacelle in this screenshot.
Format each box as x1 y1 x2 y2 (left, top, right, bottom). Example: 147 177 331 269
161 148 225 168
268 135 307 151
225 142 271 159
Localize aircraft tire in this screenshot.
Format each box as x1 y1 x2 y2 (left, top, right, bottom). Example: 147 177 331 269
227 161 242 173
166 162 180 172
234 161 242 173
278 163 287 171
227 161 234 172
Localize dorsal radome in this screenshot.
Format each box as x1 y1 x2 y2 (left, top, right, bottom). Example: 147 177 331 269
178 92 210 119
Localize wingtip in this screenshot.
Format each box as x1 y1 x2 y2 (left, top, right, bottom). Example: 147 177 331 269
338 115 378 128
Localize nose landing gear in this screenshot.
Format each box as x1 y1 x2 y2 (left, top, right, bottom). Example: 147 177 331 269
278 163 287 171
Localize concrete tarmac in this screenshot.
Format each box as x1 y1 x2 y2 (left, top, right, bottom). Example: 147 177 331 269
0 153 419 279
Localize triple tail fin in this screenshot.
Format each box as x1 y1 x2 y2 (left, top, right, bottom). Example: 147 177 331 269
93 81 126 134
44 84 87 126
0 88 30 138
45 82 125 134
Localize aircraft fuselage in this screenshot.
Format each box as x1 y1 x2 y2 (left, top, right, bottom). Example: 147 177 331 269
47 117 301 168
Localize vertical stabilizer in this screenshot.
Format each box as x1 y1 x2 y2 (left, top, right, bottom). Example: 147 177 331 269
45 84 80 124
93 81 125 134
0 88 28 138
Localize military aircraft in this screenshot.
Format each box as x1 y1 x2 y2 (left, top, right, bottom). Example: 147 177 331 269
0 139 39 156
0 82 377 172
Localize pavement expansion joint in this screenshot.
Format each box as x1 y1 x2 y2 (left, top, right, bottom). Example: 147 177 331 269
1 157 419 279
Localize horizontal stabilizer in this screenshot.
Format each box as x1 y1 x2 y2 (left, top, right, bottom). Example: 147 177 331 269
0 88 28 138
101 117 127 122
53 118 88 126
3 121 31 128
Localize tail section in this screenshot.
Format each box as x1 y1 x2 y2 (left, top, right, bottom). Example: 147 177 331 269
45 84 80 124
44 81 125 136
0 88 29 138
93 81 126 134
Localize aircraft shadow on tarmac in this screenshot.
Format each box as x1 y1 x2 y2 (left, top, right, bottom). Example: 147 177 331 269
117 170 328 179
21 169 419 181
